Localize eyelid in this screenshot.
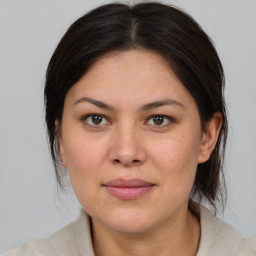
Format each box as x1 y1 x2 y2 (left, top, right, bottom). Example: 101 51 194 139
80 113 175 128
145 114 176 126
81 113 112 126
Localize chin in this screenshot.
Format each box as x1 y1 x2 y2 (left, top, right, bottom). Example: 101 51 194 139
95 208 156 234
107 219 154 234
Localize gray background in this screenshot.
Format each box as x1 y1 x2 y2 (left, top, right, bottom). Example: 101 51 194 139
0 0 255 253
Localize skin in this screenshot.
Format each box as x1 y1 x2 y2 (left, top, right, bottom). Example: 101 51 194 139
57 50 222 256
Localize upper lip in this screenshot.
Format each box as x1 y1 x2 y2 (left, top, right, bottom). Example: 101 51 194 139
104 178 154 188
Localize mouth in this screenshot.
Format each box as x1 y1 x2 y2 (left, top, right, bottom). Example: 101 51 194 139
103 178 155 200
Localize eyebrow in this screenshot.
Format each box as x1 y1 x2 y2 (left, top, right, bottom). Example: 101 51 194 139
73 96 185 111
73 96 114 110
139 99 185 111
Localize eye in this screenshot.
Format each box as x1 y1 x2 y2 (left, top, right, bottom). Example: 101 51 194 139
82 114 110 126
146 115 174 126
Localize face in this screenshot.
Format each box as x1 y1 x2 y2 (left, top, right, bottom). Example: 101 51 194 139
58 50 214 234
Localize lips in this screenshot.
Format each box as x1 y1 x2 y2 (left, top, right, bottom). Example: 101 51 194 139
103 178 155 200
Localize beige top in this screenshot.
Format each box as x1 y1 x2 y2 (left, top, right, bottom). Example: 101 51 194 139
2 205 256 256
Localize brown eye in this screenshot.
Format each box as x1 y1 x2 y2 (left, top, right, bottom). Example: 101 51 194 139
153 115 164 125
147 115 173 127
91 115 103 124
83 114 110 126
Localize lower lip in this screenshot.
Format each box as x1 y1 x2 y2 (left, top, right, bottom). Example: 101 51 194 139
104 186 154 200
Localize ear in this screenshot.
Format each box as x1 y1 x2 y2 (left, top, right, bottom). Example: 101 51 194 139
198 112 222 164
55 120 67 167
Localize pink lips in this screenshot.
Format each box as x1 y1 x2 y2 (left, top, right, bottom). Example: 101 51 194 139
103 178 154 200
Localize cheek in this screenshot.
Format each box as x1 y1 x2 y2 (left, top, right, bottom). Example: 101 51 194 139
148 134 201 191
62 132 111 199
150 135 200 171
63 134 110 209
64 132 109 171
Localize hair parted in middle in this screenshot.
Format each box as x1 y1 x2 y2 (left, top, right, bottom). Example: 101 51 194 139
44 2 228 213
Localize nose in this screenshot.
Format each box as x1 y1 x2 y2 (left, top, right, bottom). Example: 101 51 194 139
109 125 147 167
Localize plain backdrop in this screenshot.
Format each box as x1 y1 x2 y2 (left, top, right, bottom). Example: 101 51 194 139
0 0 255 253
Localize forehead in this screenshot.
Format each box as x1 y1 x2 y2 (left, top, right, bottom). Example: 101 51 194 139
66 50 196 109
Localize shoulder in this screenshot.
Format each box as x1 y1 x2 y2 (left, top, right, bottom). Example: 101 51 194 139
1 210 95 256
197 205 256 256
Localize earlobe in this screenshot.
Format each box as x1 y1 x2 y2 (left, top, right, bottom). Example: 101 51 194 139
59 140 67 167
55 120 67 167
60 158 67 167
198 112 222 164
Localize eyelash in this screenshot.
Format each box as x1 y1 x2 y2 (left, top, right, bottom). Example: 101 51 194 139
81 114 175 128
145 114 176 127
81 114 111 127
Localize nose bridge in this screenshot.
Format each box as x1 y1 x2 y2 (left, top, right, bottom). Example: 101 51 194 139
109 120 147 166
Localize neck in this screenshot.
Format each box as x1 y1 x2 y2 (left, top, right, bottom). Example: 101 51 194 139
92 207 200 256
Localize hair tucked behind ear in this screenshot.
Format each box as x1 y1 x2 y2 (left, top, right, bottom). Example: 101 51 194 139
44 1 227 213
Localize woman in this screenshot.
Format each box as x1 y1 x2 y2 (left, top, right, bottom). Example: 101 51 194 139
3 2 256 255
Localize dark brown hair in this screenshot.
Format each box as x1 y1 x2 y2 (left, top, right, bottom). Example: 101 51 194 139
44 2 227 212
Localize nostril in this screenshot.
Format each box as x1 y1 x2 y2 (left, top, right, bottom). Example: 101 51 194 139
113 158 140 165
